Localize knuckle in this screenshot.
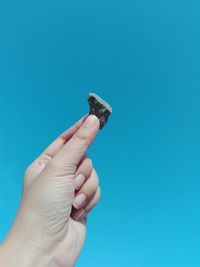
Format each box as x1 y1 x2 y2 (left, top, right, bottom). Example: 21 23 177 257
97 186 101 199
93 187 101 205
85 157 93 172
76 156 93 179
81 154 93 170
85 187 101 213
92 169 99 186
86 173 99 195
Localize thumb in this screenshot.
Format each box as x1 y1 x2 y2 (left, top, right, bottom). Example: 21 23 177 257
50 115 100 172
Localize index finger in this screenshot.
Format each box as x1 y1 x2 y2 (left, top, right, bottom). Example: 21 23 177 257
38 114 88 160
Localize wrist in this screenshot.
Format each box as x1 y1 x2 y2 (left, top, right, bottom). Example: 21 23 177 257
0 210 59 267
0 239 60 267
0 235 58 267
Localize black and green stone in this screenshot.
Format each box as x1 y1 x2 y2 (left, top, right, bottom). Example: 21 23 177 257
88 93 112 129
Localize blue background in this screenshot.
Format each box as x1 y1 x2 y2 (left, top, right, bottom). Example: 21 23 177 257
0 0 200 266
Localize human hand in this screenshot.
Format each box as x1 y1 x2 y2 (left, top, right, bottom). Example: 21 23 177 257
0 114 101 267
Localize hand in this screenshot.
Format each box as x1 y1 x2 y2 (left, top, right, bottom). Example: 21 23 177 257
0 114 101 267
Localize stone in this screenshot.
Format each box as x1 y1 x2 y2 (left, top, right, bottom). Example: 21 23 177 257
88 92 112 129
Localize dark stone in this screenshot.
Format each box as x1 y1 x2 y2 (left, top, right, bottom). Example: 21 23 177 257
88 93 112 129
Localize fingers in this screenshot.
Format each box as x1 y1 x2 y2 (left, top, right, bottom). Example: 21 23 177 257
27 115 87 174
25 115 88 179
50 115 100 173
74 155 93 190
37 114 88 161
73 168 99 209
71 168 101 220
72 186 101 221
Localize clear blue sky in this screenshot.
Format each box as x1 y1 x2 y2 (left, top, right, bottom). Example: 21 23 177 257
0 0 200 266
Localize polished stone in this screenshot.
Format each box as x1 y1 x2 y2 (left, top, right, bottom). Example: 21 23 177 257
88 92 112 129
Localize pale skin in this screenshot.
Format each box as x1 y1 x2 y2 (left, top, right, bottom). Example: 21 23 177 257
0 114 101 267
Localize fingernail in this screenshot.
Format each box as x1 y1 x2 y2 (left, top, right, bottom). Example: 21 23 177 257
73 209 86 220
82 115 98 128
74 174 85 190
73 193 86 209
